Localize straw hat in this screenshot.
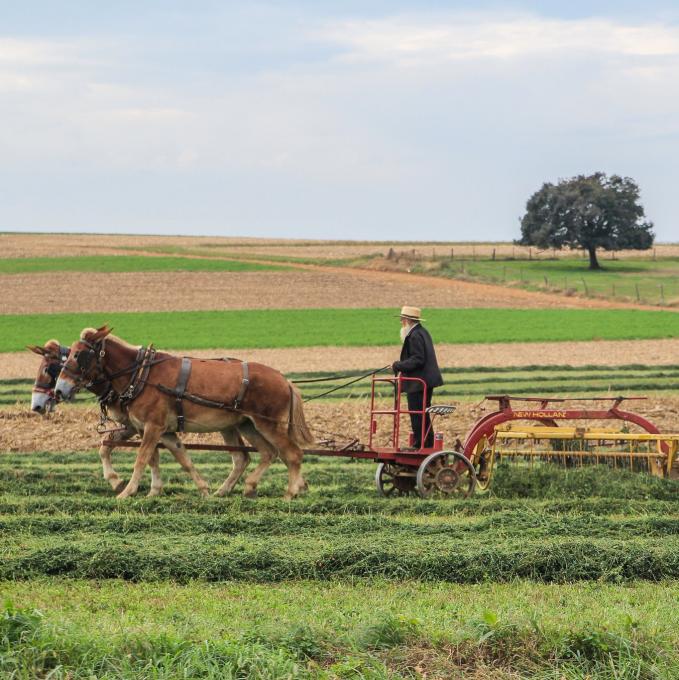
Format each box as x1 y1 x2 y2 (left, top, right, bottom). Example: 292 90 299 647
397 305 424 321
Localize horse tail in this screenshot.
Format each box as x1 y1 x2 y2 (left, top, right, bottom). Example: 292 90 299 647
288 383 313 446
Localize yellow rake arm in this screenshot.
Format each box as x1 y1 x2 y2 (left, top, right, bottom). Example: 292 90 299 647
488 425 679 480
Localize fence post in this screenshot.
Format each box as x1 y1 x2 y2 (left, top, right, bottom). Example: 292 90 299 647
451 248 454 260
660 284 665 305
543 275 549 287
635 284 641 302
581 278 589 296
492 248 496 261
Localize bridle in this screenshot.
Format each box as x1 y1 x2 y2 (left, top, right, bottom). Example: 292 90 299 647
60 336 167 417
32 345 70 398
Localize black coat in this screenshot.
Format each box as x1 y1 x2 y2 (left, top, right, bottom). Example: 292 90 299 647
392 324 443 394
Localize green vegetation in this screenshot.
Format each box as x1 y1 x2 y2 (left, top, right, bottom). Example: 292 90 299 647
0 255 286 274
425 256 679 305
6 363 679 407
4 307 679 353
2 580 677 678
2 452 679 677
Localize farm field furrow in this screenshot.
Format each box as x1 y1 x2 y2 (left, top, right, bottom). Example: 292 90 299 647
3 268 579 315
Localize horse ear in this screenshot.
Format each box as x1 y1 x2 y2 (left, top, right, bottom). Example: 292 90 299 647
92 325 113 341
27 345 47 355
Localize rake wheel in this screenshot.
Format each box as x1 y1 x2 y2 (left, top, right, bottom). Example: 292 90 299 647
471 435 495 493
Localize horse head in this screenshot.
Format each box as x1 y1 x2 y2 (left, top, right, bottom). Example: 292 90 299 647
56 325 113 402
28 340 70 414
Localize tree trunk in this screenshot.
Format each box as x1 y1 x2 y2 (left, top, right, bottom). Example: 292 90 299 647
587 246 601 270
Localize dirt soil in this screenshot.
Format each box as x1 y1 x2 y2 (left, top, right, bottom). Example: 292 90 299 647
3 396 679 454
2 263 666 315
3 233 677 260
0 268 601 315
5 338 679 380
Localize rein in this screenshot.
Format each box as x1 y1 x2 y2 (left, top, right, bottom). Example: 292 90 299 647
300 366 391 402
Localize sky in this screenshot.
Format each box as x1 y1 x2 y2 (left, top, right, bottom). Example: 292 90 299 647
1 1 678 242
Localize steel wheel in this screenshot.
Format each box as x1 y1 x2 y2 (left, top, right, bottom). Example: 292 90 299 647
416 451 476 499
375 463 417 497
471 435 495 493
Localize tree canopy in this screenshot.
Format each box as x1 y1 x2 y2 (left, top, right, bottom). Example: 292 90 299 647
518 173 654 269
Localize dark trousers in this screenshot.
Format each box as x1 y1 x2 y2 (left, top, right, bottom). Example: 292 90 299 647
407 389 434 448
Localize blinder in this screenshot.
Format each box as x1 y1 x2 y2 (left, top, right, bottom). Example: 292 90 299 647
76 347 96 372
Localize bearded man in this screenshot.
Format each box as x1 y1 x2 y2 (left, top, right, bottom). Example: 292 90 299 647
391 306 443 449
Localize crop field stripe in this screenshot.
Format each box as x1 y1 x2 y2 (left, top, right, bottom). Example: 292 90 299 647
5 363 679 404
0 255 287 274
2 308 679 353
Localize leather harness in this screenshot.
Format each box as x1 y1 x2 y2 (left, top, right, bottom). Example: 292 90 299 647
164 357 250 432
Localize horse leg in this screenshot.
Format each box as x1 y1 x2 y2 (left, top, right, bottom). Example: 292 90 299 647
251 418 306 501
160 434 210 497
235 421 275 499
214 429 250 497
117 423 164 499
147 448 163 497
99 425 135 494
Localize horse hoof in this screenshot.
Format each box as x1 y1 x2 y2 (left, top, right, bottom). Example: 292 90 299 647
283 493 295 501
199 487 210 497
147 489 162 498
116 491 130 500
113 480 127 494
243 488 258 499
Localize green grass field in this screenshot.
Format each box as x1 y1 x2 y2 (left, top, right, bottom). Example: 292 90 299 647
1 452 679 677
424 256 679 306
5 363 679 407
0 255 286 274
3 307 679 353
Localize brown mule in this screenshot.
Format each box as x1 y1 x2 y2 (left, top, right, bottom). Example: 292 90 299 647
28 340 210 497
55 326 313 500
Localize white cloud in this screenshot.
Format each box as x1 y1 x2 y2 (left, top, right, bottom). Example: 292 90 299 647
319 14 679 64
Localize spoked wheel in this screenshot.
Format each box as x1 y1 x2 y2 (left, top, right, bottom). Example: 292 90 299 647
471 435 495 493
375 463 417 497
416 451 476 499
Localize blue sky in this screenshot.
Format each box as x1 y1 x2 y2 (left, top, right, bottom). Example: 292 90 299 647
1 2 678 241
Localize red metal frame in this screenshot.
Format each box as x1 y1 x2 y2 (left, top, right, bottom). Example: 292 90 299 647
369 375 429 453
462 395 668 460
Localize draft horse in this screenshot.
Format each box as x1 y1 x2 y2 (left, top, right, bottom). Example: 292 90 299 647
28 340 209 497
55 326 313 500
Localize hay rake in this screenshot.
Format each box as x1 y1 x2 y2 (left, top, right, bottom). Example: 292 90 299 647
464 395 679 492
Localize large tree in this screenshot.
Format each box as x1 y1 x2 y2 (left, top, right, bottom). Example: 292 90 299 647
518 173 654 269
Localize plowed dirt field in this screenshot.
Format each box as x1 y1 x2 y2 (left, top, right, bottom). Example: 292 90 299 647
4 395 679 454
